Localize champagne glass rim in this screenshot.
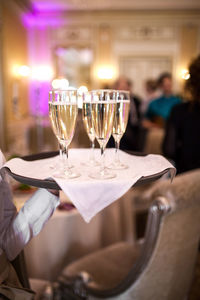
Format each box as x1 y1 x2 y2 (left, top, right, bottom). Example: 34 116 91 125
90 89 116 93
115 90 130 94
49 89 77 93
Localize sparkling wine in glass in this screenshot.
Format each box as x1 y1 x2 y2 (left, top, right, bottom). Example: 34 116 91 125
49 90 80 179
49 104 65 170
109 90 130 169
89 89 116 179
82 93 99 166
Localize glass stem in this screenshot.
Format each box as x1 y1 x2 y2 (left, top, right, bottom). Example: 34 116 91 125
59 143 63 163
62 144 70 174
100 146 105 175
90 140 95 163
114 140 120 164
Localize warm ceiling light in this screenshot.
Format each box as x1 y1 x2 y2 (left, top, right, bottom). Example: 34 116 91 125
97 67 114 80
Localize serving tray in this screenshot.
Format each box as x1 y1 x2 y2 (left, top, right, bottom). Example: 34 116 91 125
4 151 170 190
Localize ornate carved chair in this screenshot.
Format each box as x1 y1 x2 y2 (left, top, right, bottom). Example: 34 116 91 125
57 169 200 300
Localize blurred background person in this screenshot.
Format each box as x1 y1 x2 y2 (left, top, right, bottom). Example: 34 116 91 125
142 73 182 129
141 79 160 116
163 55 200 173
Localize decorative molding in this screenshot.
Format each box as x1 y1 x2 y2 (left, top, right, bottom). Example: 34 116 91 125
115 25 177 41
52 26 93 44
30 0 200 12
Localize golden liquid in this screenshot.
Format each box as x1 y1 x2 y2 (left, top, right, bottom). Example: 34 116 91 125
112 100 130 143
49 102 78 146
82 102 95 142
92 101 115 148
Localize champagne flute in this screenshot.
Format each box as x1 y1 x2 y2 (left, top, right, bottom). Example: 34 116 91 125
109 90 130 169
89 89 116 179
49 109 64 170
49 90 80 179
82 92 99 166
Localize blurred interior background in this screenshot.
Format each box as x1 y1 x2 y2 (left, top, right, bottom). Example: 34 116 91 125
0 0 200 156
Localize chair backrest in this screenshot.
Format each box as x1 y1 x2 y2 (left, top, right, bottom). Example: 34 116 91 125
86 169 200 300
124 169 200 300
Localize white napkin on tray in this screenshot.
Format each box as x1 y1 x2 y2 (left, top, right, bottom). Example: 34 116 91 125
2 148 175 222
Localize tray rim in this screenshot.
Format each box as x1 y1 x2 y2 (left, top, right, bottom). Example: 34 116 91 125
4 151 171 190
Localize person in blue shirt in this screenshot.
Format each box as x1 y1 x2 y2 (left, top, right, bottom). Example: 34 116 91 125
142 73 181 128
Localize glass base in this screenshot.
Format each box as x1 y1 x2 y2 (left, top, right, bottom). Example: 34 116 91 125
89 168 116 180
49 163 56 170
68 163 74 169
53 169 80 179
82 160 100 167
49 158 61 170
49 161 74 170
108 161 128 170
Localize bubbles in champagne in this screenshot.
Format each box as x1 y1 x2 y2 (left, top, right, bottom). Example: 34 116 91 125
82 102 95 142
92 101 115 148
49 102 78 146
112 100 130 143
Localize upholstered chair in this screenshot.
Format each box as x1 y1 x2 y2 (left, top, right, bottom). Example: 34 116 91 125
58 169 200 300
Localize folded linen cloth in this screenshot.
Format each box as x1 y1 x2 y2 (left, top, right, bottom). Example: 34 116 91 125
2 148 175 222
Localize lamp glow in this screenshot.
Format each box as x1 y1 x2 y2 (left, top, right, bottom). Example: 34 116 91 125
52 78 69 90
52 79 60 89
32 66 54 81
77 86 88 109
78 85 88 95
12 65 20 77
60 78 69 89
97 67 114 80
181 69 190 80
18 65 30 77
12 65 30 77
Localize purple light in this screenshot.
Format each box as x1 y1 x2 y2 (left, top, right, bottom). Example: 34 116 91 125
21 13 36 28
29 81 51 116
23 16 56 116
21 11 66 28
20 4 69 116
32 2 70 13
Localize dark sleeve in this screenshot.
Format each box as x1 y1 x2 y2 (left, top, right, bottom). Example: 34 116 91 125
162 106 179 160
133 96 141 120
